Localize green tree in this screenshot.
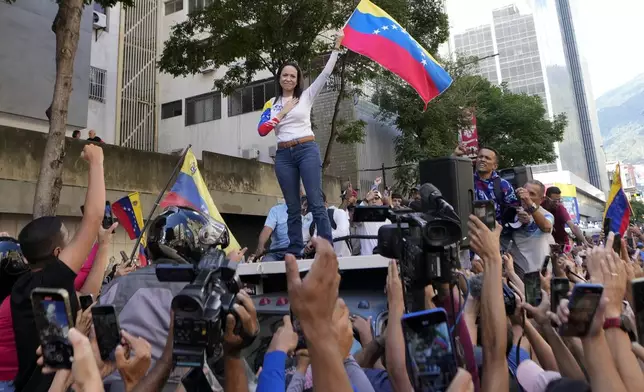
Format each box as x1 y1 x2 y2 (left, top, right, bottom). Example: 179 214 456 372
630 199 644 223
158 0 449 172
5 0 134 218
377 58 566 194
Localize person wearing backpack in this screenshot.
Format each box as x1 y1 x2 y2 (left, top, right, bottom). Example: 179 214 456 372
305 193 351 257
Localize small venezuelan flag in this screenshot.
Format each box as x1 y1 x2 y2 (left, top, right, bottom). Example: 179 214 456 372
112 192 145 240
603 163 632 235
342 0 452 108
112 192 148 266
160 149 241 254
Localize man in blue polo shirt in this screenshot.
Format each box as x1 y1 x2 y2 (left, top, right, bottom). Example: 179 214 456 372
255 200 290 262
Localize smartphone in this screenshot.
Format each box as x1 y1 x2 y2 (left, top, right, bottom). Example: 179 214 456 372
550 277 570 313
540 256 551 276
559 283 604 337
472 200 496 230
401 308 458 392
79 294 94 311
80 205 85 215
91 305 121 361
631 278 644 345
103 201 114 229
31 288 74 369
290 309 306 350
524 271 542 307
181 360 219 392
613 233 622 255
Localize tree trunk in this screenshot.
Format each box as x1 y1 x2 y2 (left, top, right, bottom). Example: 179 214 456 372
322 55 347 173
33 0 84 219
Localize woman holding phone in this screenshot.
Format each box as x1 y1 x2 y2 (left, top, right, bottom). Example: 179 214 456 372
257 34 343 256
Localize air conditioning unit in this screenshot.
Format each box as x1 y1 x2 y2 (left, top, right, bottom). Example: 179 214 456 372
199 60 215 74
268 145 277 159
243 148 260 160
93 11 107 30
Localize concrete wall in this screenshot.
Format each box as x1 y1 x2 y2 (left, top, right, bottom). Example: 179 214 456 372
0 0 93 130
0 126 341 216
86 4 121 144
0 125 342 261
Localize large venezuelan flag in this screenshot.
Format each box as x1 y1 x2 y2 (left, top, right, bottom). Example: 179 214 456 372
342 0 452 107
603 163 632 235
160 149 241 254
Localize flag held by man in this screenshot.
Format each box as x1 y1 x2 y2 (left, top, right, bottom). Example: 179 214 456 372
342 0 452 108
160 149 241 254
604 163 632 235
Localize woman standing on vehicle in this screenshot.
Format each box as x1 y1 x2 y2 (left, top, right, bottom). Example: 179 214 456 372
257 34 343 256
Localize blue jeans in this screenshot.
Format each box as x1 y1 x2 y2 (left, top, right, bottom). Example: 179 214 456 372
0 381 14 392
274 141 332 254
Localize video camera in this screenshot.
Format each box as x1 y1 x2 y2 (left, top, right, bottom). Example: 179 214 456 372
155 248 245 368
353 183 462 310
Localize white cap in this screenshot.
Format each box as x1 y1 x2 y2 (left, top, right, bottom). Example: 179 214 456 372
517 360 562 392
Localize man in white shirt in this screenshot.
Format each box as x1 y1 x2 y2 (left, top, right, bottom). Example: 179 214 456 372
303 194 352 257
509 180 554 278
356 190 391 256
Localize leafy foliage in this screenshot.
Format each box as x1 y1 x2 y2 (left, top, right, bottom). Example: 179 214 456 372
630 199 644 223
377 58 567 193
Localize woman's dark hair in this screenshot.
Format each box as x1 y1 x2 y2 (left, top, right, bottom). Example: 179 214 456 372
276 62 304 99
18 216 65 264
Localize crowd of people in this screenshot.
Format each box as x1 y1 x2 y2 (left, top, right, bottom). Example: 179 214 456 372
0 142 643 392
1 28 644 391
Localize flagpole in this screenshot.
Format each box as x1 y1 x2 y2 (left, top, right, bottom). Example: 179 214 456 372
128 144 192 264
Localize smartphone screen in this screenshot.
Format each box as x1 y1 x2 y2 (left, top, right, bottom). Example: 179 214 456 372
550 278 569 313
290 310 306 350
401 308 457 392
79 294 94 311
102 201 114 229
31 288 74 369
91 305 121 360
473 200 496 230
559 284 604 337
631 278 644 345
524 271 542 307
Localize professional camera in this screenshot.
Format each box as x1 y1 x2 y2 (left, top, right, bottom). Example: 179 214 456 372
353 183 462 309
150 206 248 368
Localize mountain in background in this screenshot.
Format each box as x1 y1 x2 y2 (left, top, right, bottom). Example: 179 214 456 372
596 73 644 164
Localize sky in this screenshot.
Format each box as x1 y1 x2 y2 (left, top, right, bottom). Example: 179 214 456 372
444 0 643 98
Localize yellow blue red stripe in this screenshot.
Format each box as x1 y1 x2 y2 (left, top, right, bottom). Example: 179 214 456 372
603 163 631 235
342 0 452 106
161 149 241 254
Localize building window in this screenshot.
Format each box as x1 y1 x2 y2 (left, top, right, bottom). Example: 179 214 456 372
165 0 183 15
188 0 213 13
161 100 183 119
186 92 221 125
89 66 106 103
228 78 276 117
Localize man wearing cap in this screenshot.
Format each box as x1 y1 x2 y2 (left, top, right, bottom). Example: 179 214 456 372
517 360 590 392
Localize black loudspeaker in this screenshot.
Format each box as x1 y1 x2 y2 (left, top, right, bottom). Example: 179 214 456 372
498 166 533 190
419 157 474 247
